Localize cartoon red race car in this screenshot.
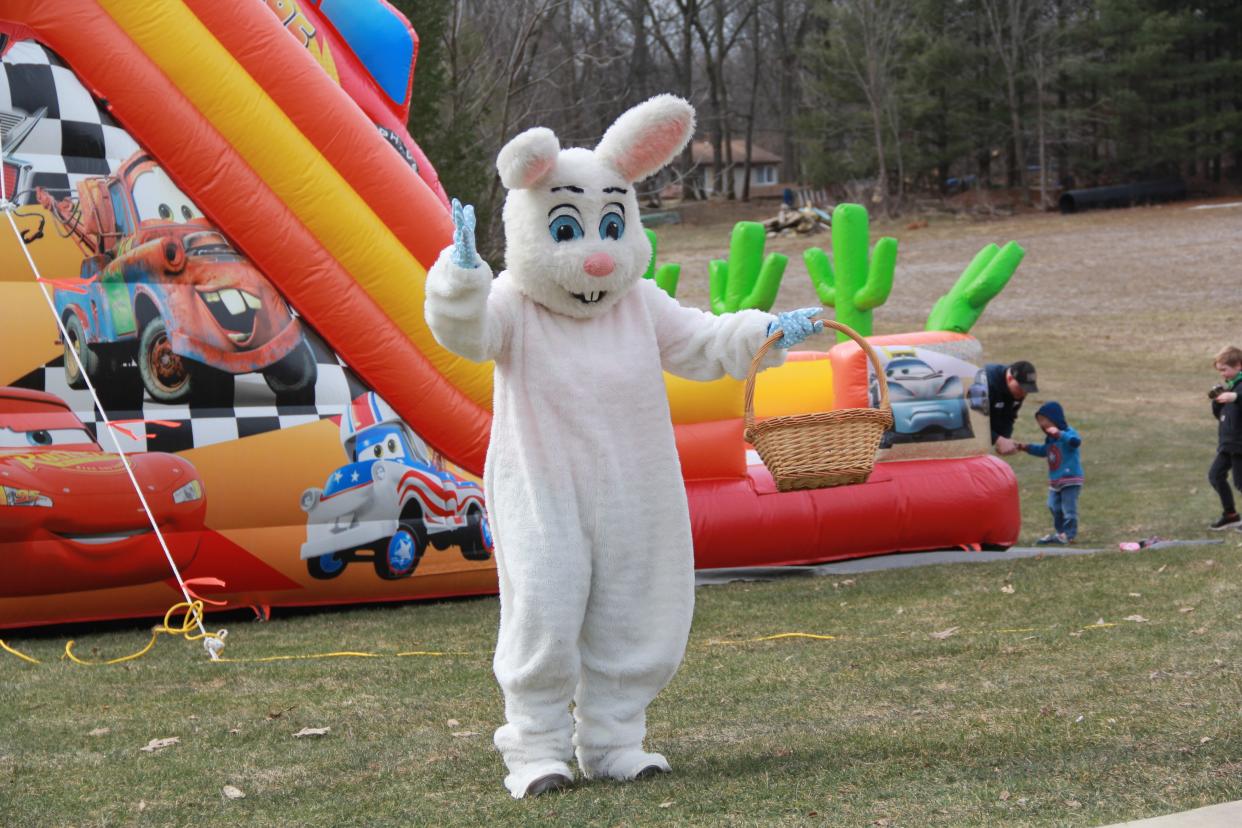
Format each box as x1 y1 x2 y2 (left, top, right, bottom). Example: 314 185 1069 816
299 392 493 580
39 151 317 408
0 387 206 597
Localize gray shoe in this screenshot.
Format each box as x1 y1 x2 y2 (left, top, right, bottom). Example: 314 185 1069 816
524 773 572 797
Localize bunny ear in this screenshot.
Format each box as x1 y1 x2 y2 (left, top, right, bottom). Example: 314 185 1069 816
496 127 560 190
595 94 695 183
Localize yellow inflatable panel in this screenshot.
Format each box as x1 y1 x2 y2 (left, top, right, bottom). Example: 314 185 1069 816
752 357 836 418
664 374 743 422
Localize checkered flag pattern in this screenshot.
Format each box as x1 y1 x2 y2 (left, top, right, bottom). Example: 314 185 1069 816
0 40 138 203
10 329 371 454
1 39 388 455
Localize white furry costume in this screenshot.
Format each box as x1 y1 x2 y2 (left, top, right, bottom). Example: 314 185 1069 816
424 96 782 798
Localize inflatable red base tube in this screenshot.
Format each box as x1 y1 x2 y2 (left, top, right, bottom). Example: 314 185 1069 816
687 455 1020 569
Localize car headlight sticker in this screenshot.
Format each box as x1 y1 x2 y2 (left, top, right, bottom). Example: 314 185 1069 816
0 485 52 507
172 479 203 504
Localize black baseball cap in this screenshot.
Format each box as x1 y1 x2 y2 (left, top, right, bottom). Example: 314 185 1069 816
1009 360 1038 393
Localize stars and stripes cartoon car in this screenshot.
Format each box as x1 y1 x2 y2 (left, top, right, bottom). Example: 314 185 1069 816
298 392 493 580
0 387 205 597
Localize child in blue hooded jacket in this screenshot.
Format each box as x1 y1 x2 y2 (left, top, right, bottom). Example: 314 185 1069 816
1015 401 1083 545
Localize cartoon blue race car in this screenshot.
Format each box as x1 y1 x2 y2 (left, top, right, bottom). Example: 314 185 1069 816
873 355 974 446
298 393 493 580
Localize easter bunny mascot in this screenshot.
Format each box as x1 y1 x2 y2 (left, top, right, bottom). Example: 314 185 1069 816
424 94 821 798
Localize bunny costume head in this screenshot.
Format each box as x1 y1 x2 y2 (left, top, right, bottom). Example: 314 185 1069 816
495 95 695 319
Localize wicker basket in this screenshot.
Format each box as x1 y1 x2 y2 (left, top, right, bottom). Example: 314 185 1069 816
744 319 893 492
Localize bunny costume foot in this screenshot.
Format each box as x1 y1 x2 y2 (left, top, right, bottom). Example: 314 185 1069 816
523 772 573 797
500 755 574 799
425 95 790 797
578 747 671 781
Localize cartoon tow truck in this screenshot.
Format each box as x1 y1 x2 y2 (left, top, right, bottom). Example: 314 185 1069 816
0 387 206 597
299 392 493 580
36 151 317 408
871 349 975 447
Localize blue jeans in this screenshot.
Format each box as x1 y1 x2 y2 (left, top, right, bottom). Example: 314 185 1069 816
1048 485 1081 539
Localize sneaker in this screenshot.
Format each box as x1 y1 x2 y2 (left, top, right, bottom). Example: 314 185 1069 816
1060 533 1074 544
1035 533 1066 545
1209 513 1241 530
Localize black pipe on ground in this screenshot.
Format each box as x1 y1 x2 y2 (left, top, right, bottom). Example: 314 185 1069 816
1058 178 1187 214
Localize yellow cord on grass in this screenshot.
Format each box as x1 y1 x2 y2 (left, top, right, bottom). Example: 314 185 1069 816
0 600 473 664
1 601 226 666
62 601 227 665
214 649 467 664
1 638 41 665
0 615 1128 665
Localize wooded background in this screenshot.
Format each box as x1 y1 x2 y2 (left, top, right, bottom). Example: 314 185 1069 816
392 0 1241 249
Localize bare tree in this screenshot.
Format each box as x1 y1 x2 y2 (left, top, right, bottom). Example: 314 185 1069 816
979 0 1040 202
438 0 582 252
691 0 755 198
1028 5 1061 210
645 0 704 198
772 0 814 185
741 1 761 201
822 0 909 213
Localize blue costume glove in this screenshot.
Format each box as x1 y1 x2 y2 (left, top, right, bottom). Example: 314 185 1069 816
767 307 824 348
450 197 481 268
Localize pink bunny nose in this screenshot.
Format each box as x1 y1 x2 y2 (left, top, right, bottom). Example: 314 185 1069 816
583 252 615 277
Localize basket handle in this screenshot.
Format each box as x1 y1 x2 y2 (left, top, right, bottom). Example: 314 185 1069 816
744 317 892 435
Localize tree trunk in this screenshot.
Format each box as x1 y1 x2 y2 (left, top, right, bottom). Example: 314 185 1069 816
870 98 888 212
742 4 760 202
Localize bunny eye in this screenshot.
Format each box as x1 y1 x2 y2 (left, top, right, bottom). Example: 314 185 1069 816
598 211 625 240
549 215 584 243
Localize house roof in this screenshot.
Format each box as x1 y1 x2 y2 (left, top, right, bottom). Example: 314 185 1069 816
690 139 781 165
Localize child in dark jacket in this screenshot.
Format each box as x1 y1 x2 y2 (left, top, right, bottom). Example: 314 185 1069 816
1206 346 1242 530
1016 401 1083 545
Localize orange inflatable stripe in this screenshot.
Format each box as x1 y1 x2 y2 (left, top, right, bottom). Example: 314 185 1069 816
181 0 453 270
2 0 490 471
674 419 746 480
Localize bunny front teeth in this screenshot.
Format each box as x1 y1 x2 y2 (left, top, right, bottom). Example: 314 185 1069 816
572 290 607 304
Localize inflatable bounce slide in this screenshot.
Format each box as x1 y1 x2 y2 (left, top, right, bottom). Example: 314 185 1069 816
0 0 1017 629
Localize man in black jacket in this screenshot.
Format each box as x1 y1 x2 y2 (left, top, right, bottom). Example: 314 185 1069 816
986 360 1038 455
1207 347 1242 529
